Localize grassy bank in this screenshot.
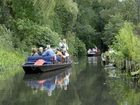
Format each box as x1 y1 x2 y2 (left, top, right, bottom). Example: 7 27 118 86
0 48 24 80
0 25 24 80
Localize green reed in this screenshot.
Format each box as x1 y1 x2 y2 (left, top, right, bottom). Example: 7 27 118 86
0 49 24 80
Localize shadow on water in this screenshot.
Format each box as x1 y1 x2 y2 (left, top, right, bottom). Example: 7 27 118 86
1 56 140 105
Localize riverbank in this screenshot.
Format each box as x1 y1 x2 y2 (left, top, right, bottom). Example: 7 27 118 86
0 48 24 80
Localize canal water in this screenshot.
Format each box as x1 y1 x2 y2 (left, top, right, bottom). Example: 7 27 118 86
0 56 140 105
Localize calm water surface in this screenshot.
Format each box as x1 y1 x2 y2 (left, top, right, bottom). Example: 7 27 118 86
0 56 139 105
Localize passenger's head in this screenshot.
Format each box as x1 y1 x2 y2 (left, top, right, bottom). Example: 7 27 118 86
38 47 43 52
63 39 66 43
31 48 38 54
46 45 51 49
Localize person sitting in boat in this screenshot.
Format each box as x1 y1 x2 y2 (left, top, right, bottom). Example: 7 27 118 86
56 48 65 63
38 47 44 56
62 50 70 63
87 49 92 54
42 45 56 62
31 48 39 56
92 47 97 53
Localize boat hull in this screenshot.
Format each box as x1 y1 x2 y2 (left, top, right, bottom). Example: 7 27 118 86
23 67 71 80
22 62 72 74
87 53 100 57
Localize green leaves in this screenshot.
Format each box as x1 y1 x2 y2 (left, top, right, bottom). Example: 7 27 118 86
0 25 24 80
112 22 140 62
0 25 13 49
15 19 60 50
66 32 86 56
102 14 124 46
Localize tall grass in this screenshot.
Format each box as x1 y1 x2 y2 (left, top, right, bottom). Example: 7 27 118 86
0 25 24 80
111 22 140 70
0 49 24 80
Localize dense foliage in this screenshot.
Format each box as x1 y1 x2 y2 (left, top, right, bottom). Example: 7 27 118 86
0 0 140 78
109 22 140 71
1 0 140 53
0 25 24 79
0 1 140 105
1 0 85 56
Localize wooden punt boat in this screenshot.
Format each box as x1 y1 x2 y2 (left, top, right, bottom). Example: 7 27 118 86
22 61 72 74
87 53 100 57
23 67 71 80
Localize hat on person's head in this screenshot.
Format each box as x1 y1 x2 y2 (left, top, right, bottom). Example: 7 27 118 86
46 45 50 49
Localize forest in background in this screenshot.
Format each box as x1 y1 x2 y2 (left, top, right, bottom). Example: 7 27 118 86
0 0 140 78
0 0 140 53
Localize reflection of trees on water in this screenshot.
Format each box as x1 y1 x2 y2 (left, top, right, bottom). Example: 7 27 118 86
87 56 102 67
74 64 117 105
0 69 73 105
106 72 140 105
1 57 140 105
88 56 98 64
57 57 117 105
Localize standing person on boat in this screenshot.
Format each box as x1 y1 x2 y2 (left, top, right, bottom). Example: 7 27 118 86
59 39 63 50
62 39 69 52
59 39 69 52
59 39 70 62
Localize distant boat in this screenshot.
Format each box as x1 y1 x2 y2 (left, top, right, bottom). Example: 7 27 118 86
87 53 100 57
87 48 100 57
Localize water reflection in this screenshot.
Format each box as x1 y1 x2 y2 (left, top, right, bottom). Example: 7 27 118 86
104 65 118 78
88 56 98 64
1 57 140 105
24 68 71 96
